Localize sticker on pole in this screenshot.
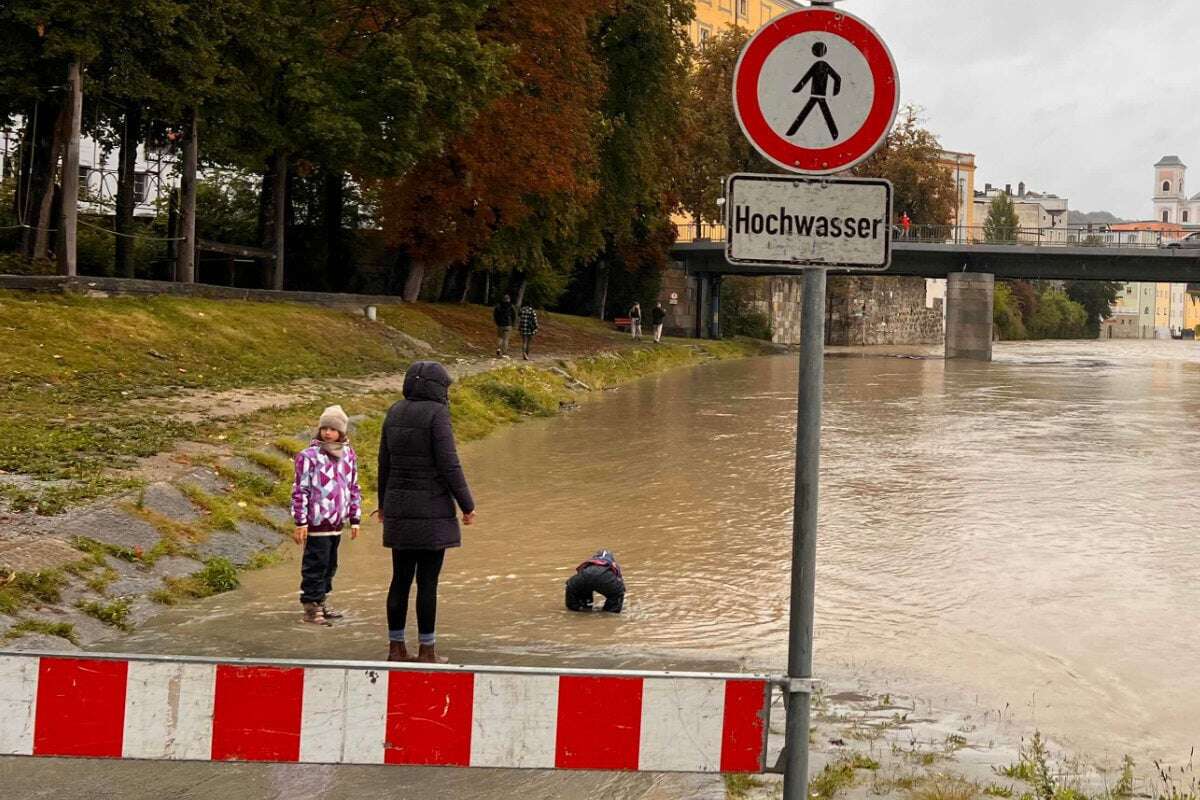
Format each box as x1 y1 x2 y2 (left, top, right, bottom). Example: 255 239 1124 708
725 173 892 270
732 7 899 174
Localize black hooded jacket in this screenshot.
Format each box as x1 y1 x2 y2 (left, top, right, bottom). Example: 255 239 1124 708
378 361 475 550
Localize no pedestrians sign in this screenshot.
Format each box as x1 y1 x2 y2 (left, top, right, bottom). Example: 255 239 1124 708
732 7 899 174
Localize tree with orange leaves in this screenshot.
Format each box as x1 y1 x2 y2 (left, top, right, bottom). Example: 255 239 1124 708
376 0 605 303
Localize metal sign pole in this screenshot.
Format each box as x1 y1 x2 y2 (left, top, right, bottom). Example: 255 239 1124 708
782 266 826 800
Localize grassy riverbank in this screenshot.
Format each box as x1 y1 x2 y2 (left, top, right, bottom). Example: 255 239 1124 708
0 289 769 647
0 290 759 513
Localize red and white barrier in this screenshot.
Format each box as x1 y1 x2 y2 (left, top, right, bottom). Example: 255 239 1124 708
0 653 771 773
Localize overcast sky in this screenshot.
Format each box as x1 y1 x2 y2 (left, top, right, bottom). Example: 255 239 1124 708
842 0 1200 220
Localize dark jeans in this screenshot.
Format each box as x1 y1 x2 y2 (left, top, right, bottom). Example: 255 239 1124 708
521 334 534 357
300 534 341 604
387 549 446 635
565 565 625 613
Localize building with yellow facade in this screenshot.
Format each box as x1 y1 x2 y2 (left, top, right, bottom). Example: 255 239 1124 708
689 0 800 46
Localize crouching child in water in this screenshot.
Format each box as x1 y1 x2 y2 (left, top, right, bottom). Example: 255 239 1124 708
565 549 624 613
292 405 361 626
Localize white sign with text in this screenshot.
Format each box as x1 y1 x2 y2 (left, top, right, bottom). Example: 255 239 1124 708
725 173 892 270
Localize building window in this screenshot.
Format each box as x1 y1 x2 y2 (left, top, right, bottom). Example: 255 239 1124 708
761 3 773 21
133 171 148 203
1163 210 1169 223
1163 180 1171 192
1186 211 1191 223
698 24 712 45
738 0 748 18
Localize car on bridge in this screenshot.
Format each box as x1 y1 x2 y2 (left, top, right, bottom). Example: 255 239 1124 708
1162 231 1200 249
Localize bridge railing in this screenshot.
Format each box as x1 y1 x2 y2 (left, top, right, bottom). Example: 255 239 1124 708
674 222 1190 249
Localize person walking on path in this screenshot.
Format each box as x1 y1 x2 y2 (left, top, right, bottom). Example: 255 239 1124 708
292 405 361 627
493 294 516 357
518 301 539 360
378 361 476 663
651 302 666 343
629 302 643 339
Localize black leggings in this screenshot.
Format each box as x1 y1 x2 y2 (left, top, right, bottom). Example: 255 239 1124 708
387 549 446 635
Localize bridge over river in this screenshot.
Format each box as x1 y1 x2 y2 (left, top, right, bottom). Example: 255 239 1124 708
670 224 1200 360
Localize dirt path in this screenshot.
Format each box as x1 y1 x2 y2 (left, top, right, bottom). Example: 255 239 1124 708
136 352 591 424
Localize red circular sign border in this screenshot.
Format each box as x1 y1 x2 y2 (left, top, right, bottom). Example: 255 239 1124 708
733 8 899 174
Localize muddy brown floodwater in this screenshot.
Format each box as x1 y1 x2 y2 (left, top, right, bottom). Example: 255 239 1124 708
5 339 1200 797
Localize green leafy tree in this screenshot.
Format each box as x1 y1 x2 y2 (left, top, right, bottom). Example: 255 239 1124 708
984 193 1020 243
853 105 956 226
675 27 772 231
581 0 695 317
993 282 1027 340
1065 280 1121 338
1027 288 1087 339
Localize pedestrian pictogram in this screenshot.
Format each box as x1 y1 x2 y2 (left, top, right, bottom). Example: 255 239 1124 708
732 6 899 174
786 42 842 140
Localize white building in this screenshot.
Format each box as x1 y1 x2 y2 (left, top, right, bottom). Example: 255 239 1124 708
0 124 178 219
1152 155 1200 226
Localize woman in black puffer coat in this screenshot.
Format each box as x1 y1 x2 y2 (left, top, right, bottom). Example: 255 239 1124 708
378 361 475 663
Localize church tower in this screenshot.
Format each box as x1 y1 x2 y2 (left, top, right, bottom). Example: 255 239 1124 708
1154 155 1186 223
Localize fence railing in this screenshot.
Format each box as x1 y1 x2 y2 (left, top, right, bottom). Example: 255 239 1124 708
675 221 1192 249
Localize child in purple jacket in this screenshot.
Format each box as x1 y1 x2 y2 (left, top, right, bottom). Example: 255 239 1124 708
292 405 362 626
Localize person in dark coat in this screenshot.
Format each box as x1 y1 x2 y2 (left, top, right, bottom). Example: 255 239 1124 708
378 361 476 663
651 302 667 343
565 549 625 613
493 294 516 357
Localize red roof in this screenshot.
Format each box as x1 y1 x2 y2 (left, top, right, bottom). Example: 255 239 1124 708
1108 221 1183 232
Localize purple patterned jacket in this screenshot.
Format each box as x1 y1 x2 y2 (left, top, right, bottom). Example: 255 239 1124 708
291 441 362 534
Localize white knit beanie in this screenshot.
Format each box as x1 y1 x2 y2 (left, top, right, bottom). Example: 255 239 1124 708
318 404 349 436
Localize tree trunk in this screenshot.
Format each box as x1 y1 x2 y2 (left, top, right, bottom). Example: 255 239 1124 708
175 109 198 283
56 60 82 277
323 169 344 285
18 99 62 259
165 188 178 275
402 261 425 302
512 270 528 308
30 102 68 261
593 260 609 319
459 270 473 303
115 103 143 278
271 150 286 290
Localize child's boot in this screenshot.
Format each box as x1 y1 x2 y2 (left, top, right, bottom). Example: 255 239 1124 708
302 602 330 626
388 641 410 662
321 603 344 620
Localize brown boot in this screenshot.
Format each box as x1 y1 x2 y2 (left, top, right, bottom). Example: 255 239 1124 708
387 641 410 662
416 643 449 664
302 602 330 626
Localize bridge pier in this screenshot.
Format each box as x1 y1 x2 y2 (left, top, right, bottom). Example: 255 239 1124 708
945 272 994 361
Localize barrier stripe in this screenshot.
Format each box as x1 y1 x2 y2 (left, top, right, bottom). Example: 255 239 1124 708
720 678 769 772
0 655 39 755
555 675 643 770
123 661 215 760
471 672 559 768
385 669 473 766
211 665 304 762
0 652 772 773
35 657 128 758
640 677 726 772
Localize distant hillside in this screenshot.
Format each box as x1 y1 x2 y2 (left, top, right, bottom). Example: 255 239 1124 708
1068 210 1125 225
